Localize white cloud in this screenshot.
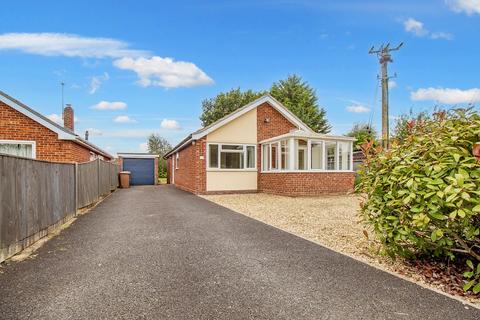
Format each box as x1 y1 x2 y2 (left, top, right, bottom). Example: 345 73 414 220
411 87 480 104
346 104 371 113
160 119 181 130
89 72 109 94
113 56 214 88
85 128 103 136
114 115 136 123
139 142 148 152
404 18 428 37
47 113 63 125
403 18 453 40
446 0 480 15
0 33 146 58
430 32 454 40
389 80 397 89
91 101 127 110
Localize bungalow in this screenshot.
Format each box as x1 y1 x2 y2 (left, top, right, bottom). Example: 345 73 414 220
164 95 355 196
0 90 112 162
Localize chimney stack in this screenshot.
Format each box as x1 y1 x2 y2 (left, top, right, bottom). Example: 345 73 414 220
63 104 74 132
85 130 89 141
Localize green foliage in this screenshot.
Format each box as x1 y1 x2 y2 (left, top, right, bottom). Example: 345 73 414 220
200 88 265 127
357 109 480 294
270 75 331 133
147 134 172 178
347 123 378 150
392 109 431 142
199 75 331 133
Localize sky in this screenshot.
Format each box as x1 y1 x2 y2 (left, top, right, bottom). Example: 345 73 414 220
1 0 479 155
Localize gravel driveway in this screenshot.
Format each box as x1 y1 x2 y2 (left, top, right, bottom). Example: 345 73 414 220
0 186 478 319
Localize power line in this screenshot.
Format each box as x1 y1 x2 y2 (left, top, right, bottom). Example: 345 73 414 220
369 42 403 148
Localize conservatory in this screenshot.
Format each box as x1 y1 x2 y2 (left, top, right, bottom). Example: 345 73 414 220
260 130 355 173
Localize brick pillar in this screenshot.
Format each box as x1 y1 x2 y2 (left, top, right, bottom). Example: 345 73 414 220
63 104 74 132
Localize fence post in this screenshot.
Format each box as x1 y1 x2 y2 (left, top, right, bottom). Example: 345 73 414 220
74 162 78 214
97 159 100 200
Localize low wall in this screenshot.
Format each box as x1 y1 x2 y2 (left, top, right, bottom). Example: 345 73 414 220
259 172 355 196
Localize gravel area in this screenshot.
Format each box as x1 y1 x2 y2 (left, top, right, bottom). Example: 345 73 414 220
201 193 480 307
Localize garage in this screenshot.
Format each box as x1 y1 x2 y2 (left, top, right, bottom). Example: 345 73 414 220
118 153 159 185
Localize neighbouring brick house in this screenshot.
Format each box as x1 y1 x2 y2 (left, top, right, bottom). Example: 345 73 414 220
0 90 113 162
165 95 355 196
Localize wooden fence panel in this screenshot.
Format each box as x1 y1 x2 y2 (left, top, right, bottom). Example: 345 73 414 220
77 160 99 208
0 155 75 262
0 155 119 262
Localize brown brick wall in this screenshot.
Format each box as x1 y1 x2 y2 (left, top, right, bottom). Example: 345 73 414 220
259 172 355 196
0 101 101 163
169 138 206 193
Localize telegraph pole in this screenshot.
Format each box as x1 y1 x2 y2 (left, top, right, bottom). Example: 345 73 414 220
369 42 403 148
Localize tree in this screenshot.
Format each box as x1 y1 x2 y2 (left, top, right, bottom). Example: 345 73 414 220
347 123 378 150
270 75 331 133
200 88 265 127
147 134 172 179
199 75 331 133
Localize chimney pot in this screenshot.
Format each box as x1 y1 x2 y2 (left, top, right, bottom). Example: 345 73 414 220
63 104 74 132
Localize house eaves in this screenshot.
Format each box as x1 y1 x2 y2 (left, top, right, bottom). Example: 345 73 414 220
0 90 113 159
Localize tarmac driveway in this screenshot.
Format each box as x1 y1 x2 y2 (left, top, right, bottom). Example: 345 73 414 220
0 186 478 319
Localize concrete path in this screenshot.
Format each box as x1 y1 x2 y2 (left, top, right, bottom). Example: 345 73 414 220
0 186 478 319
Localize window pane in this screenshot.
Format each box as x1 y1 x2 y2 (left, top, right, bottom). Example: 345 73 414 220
221 145 243 151
208 144 218 168
281 140 289 170
0 143 33 158
311 141 323 169
295 139 307 170
221 152 244 169
325 142 337 170
338 142 351 170
246 146 255 168
262 144 269 171
271 143 278 170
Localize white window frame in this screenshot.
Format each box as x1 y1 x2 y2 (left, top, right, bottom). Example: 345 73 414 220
175 153 179 169
0 139 37 159
206 143 257 171
261 138 353 173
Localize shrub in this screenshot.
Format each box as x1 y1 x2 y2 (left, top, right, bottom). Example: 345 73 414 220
357 109 480 294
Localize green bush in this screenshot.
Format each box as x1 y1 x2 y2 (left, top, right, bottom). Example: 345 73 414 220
357 109 480 294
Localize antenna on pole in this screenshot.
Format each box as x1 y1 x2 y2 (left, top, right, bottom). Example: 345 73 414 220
369 42 403 149
61 81 65 119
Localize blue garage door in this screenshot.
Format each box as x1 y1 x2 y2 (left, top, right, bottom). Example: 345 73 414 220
123 158 155 185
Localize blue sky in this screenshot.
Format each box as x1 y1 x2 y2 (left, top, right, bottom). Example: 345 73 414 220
1 0 479 154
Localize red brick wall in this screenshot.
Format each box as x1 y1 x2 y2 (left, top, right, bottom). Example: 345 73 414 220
0 101 100 163
257 102 297 141
166 157 171 184
169 137 206 193
259 172 355 196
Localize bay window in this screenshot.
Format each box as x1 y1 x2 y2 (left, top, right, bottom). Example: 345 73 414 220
207 143 256 170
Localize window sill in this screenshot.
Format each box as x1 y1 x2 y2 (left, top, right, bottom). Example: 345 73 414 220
207 168 257 172
260 170 354 173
